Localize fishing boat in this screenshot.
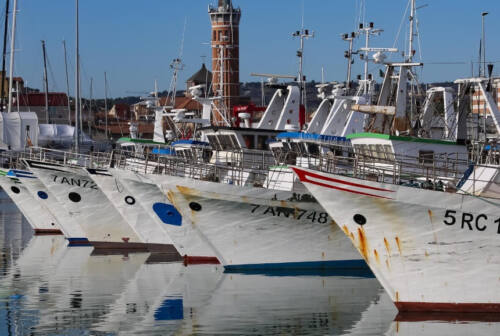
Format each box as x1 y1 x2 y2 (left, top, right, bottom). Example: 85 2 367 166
101 167 220 263
8 167 89 240
22 158 179 257
0 169 62 234
291 75 500 312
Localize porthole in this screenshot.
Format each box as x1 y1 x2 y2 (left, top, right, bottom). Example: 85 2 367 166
189 202 202 212
38 191 48 199
353 214 367 226
125 196 136 205
68 192 81 203
11 186 20 194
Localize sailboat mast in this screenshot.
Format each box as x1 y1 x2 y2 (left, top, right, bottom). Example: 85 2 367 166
74 0 80 152
7 0 17 113
41 40 50 123
88 77 92 137
63 40 71 123
0 0 10 112
104 71 108 139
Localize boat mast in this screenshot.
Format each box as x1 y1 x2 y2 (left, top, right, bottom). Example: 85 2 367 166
0 0 9 112
104 71 108 139
7 0 17 113
74 0 80 152
88 76 92 137
407 0 415 62
63 40 71 123
358 22 383 95
342 32 357 90
292 28 314 108
41 40 50 123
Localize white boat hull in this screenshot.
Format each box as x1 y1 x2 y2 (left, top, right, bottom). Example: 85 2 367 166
24 160 147 249
0 174 62 234
85 168 176 247
114 170 365 270
109 168 219 261
292 166 500 312
12 170 87 239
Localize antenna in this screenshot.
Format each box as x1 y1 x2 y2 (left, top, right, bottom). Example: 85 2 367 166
165 20 187 109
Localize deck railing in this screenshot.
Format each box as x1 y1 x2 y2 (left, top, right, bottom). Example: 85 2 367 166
1 144 498 199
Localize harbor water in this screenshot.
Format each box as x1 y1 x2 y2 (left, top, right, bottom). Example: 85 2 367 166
0 191 498 335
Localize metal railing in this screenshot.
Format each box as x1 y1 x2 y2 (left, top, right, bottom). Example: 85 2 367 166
0 147 112 171
1 143 498 199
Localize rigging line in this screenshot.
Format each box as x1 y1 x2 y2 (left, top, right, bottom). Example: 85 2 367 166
415 17 423 62
179 17 187 60
45 51 59 92
389 0 411 61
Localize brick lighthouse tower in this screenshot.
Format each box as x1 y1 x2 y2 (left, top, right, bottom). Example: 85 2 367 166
209 0 241 125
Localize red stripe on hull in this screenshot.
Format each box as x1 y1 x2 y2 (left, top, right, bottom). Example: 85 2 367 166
291 167 394 193
183 255 221 265
34 228 63 235
395 301 500 313
305 178 393 199
396 311 500 323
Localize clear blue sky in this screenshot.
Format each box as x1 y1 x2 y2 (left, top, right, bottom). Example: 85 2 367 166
8 0 500 98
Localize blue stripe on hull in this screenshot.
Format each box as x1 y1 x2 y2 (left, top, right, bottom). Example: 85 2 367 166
8 170 36 178
224 259 373 277
67 238 92 247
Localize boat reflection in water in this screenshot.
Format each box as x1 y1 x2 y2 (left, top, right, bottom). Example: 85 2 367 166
1 193 499 335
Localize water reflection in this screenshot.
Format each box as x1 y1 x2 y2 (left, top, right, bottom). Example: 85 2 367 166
0 191 498 335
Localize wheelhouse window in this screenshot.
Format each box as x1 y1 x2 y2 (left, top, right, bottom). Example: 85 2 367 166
207 135 222 151
229 135 240 149
242 134 255 149
257 135 268 150
217 135 234 150
307 143 319 156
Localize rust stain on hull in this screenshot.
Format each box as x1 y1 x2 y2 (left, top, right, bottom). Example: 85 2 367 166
329 220 338 233
373 249 380 264
383 237 391 255
176 185 200 197
395 236 402 254
166 190 175 203
357 227 370 261
427 209 439 244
